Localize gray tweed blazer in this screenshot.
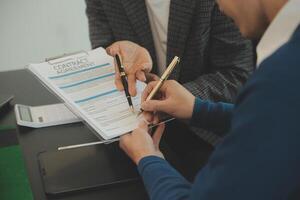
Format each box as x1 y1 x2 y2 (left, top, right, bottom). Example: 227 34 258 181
85 0 254 145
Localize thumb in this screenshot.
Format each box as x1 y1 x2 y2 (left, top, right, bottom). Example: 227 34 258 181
106 45 119 56
142 99 167 112
152 123 165 148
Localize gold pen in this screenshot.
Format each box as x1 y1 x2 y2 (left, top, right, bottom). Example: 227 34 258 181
138 56 180 115
146 56 180 101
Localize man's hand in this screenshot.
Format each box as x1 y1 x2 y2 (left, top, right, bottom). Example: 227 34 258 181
141 80 196 119
145 72 160 83
119 121 165 165
106 41 152 96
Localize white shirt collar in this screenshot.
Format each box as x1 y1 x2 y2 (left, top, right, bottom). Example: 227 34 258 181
256 0 300 67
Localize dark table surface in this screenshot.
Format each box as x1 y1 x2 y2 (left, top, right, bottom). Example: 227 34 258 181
0 69 149 200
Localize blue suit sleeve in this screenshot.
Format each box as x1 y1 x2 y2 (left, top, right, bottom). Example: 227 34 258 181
191 97 234 134
138 156 192 200
136 99 234 200
137 30 300 200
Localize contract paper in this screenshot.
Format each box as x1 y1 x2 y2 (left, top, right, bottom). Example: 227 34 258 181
28 48 145 140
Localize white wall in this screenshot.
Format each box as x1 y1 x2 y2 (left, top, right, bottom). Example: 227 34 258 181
0 0 91 72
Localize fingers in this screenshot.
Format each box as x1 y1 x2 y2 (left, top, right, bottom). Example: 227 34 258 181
142 112 160 125
119 133 130 150
128 74 137 96
152 123 165 148
142 81 160 102
107 41 152 97
142 111 154 123
119 122 146 149
141 99 167 112
106 43 120 56
140 62 152 73
115 79 124 91
139 47 152 73
142 80 170 102
136 70 146 82
137 120 148 130
145 73 160 82
114 64 124 91
153 115 160 124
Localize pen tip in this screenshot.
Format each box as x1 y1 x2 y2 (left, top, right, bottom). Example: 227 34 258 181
130 106 135 113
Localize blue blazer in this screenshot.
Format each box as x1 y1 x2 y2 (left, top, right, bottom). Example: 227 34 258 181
137 25 300 200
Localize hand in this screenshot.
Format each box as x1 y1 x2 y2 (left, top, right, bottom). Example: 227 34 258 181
141 80 195 119
143 111 160 125
145 72 160 83
119 121 165 165
106 41 152 96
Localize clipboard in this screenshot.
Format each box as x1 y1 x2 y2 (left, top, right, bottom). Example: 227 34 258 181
38 143 139 195
27 50 106 142
28 48 146 141
44 50 88 63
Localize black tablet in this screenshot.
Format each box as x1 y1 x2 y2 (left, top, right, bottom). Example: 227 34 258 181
38 143 139 195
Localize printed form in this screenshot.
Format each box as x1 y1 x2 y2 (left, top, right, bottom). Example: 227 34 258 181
28 48 145 140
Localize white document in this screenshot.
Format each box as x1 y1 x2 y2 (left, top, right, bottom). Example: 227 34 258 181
27 48 145 140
